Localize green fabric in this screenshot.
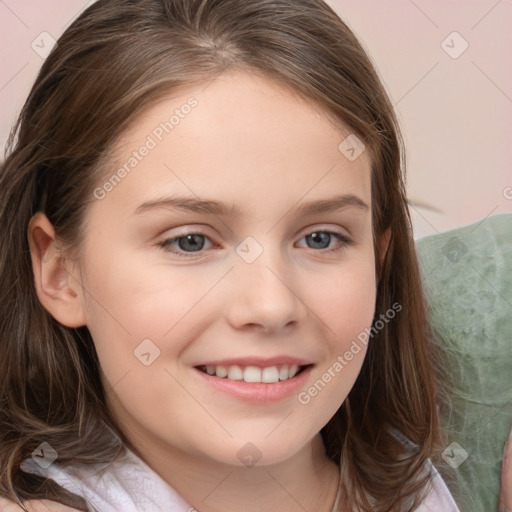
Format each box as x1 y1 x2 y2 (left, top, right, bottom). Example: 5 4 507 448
416 213 512 512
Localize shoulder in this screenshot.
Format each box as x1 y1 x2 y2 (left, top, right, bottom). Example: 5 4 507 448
21 448 192 512
389 429 460 511
414 459 460 512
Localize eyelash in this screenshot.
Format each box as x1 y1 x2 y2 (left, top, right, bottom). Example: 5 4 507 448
156 229 354 258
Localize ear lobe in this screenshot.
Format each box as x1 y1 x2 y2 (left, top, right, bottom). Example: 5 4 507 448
27 212 87 328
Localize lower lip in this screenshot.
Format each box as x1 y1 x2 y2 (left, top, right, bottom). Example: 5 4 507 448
193 365 314 403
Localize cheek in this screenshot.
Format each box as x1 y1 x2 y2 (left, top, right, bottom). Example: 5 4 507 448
79 256 211 435
299 251 376 409
314 250 377 347
79 247 220 380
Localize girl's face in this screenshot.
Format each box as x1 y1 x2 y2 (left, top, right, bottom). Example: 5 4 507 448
70 71 378 466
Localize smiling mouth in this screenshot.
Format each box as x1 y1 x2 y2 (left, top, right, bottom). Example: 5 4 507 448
195 364 311 383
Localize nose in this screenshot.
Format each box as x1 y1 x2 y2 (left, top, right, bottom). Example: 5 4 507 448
224 239 307 334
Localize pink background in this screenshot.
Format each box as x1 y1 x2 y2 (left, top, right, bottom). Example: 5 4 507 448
1 0 511 237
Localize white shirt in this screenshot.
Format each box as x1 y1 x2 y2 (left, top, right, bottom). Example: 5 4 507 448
21 447 460 511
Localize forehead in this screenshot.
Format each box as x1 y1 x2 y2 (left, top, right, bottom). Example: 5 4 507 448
93 71 372 220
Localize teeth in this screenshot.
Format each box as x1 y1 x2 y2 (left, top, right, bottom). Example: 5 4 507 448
200 364 304 382
227 365 243 380
244 366 262 383
216 365 228 378
289 365 299 378
261 367 280 383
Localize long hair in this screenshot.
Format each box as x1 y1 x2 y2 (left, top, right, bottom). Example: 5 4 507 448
0 1 445 510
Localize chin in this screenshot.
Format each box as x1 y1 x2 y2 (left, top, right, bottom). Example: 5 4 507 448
196 432 313 468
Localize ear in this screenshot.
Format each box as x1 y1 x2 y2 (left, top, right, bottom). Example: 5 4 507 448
27 212 87 328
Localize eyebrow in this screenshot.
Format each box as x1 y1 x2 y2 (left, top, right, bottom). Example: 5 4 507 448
133 193 369 217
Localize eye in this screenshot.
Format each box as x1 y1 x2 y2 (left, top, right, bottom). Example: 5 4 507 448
296 230 354 253
157 228 353 258
157 231 214 257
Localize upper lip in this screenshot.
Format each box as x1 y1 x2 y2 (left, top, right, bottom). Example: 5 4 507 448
194 356 313 368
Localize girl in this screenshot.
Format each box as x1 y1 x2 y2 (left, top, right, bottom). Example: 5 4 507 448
0 0 462 510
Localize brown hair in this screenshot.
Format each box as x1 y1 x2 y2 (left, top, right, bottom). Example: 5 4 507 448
0 0 445 510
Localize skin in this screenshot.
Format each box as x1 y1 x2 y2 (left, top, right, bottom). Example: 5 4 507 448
500 425 512 512
0 499 79 512
27 70 384 511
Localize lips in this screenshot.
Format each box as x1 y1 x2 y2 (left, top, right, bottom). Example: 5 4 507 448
193 361 314 403
193 355 313 388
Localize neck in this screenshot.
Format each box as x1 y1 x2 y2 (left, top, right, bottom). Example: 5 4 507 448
126 431 340 512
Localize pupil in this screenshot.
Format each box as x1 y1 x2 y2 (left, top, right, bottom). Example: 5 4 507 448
179 234 204 252
309 232 329 249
